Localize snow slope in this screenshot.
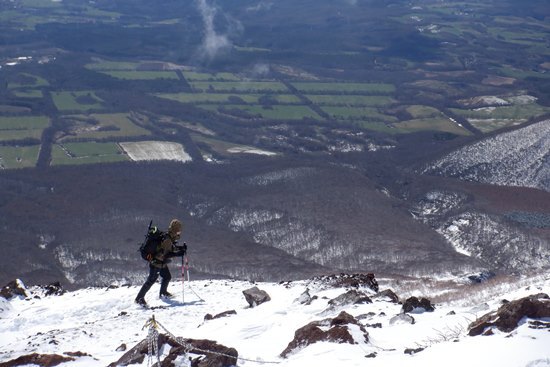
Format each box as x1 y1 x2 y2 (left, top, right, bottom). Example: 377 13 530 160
1 273 550 367
422 119 550 192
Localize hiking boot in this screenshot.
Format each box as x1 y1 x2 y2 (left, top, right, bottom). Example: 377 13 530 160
159 291 174 299
135 297 147 306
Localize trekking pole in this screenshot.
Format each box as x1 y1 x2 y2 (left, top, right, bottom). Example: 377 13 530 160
181 254 190 303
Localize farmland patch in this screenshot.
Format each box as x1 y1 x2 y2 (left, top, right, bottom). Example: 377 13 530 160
0 145 40 169
59 113 151 141
292 82 395 94
393 118 471 135
206 105 321 120
98 71 179 80
119 141 191 162
51 91 104 112
51 142 129 166
189 81 289 93
305 95 395 106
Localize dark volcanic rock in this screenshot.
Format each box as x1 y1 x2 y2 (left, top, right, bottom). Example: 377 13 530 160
328 289 372 308
373 289 400 303
109 333 238 367
242 286 271 307
468 293 550 336
0 279 28 299
204 310 237 321
280 311 368 358
0 353 75 367
402 296 435 313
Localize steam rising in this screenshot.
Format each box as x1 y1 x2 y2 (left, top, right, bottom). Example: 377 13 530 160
195 0 240 60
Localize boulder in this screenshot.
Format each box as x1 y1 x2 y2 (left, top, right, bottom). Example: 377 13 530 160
42 282 65 297
0 279 28 300
468 293 550 336
401 296 435 313
294 288 317 305
327 290 372 309
373 289 400 304
242 286 271 307
108 334 238 367
280 311 368 357
390 313 415 325
0 353 75 367
204 310 237 321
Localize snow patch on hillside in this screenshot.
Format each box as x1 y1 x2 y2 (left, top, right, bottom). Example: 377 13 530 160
119 141 192 162
422 119 550 191
436 212 550 270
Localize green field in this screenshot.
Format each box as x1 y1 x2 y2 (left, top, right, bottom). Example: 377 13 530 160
292 82 395 94
60 113 151 141
190 81 289 93
12 90 43 98
99 70 179 80
8 73 49 89
51 142 129 166
0 145 40 169
0 116 50 130
206 104 321 120
406 105 446 119
393 118 472 135
156 93 301 104
322 106 397 122
306 95 395 106
182 71 241 81
85 60 140 71
51 91 104 112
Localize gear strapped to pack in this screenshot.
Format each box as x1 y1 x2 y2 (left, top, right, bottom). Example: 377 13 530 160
139 221 166 262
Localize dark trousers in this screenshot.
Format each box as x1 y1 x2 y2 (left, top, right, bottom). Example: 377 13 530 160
136 264 172 299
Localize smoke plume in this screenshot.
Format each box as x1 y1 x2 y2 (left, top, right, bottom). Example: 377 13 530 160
195 0 240 60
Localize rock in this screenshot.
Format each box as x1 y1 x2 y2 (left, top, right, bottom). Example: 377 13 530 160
108 334 238 367
0 353 75 367
311 273 379 292
40 282 65 297
115 344 127 352
327 290 372 308
373 289 400 303
467 271 495 283
365 352 377 358
242 286 271 307
404 347 424 355
204 310 237 321
365 323 382 328
294 288 315 305
280 311 368 358
390 313 415 325
0 279 28 300
468 293 550 336
402 296 435 313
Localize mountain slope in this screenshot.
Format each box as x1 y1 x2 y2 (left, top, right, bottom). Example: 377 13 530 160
421 119 550 192
1 273 550 366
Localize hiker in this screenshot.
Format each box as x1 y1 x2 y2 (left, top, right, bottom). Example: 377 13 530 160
135 219 187 306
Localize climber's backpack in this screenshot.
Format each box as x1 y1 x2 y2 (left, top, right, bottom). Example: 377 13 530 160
139 221 166 262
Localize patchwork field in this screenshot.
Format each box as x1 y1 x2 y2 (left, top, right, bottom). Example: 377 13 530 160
51 142 129 166
51 91 104 112
0 116 50 142
119 141 192 162
0 145 41 169
59 113 151 141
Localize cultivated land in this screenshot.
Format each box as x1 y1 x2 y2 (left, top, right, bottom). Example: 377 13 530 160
0 0 548 170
